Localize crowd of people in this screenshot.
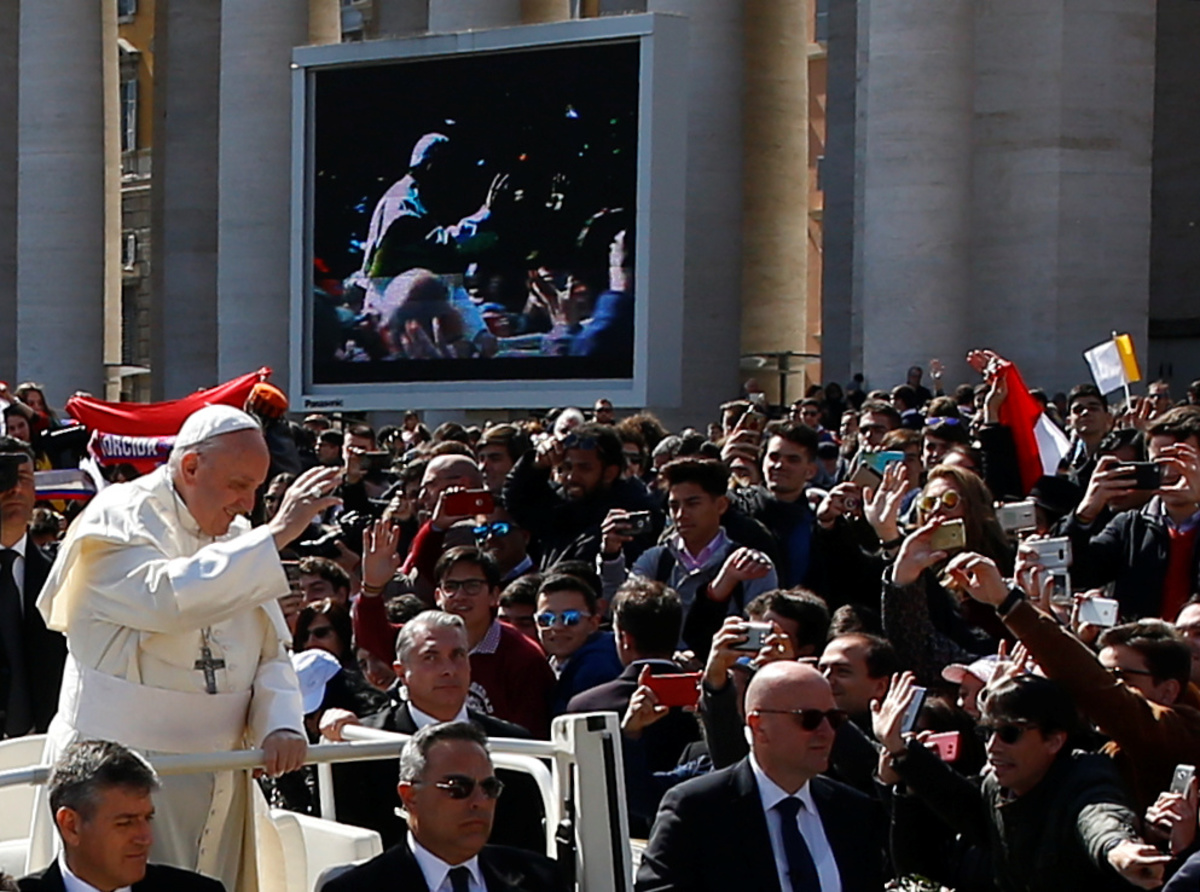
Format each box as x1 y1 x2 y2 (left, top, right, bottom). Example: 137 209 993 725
3 358 1200 892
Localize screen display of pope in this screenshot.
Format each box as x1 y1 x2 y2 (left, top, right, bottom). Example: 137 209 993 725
26 405 343 892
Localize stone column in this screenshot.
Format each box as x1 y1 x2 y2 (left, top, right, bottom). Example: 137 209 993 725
150 0 221 399
427 0 521 32
0 0 16 384
217 1 338 393
647 0 745 426
857 0 973 389
970 0 1156 392
1148 0 1200 386
17 0 108 400
818 0 859 387
740 0 809 403
102 0 123 401
376 0 429 36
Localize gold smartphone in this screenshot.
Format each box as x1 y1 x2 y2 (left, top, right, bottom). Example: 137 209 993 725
929 519 966 552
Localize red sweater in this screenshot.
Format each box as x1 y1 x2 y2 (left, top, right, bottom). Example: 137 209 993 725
467 620 555 739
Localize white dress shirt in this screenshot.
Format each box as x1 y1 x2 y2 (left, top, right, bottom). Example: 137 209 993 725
1 533 27 616
749 753 842 892
59 854 133 892
409 830 486 892
408 701 470 730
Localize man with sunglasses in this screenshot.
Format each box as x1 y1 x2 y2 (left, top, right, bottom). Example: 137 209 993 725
950 550 1200 815
636 661 886 892
534 574 622 715
471 507 533 584
324 721 564 892
876 673 1167 892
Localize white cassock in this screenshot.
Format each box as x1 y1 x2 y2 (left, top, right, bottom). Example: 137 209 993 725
26 465 304 892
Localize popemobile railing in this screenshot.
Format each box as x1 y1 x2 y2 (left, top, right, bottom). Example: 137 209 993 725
0 712 634 892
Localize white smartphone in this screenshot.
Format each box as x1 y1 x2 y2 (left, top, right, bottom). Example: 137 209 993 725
1078 596 1119 628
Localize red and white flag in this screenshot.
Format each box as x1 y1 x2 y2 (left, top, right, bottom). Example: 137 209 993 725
994 359 1071 494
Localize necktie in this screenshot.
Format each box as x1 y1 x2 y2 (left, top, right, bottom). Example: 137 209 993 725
774 797 821 892
448 865 472 892
0 549 32 737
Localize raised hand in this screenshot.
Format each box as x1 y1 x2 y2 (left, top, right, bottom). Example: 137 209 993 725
361 518 402 592
864 461 909 542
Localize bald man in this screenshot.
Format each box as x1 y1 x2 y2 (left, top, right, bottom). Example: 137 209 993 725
636 663 887 892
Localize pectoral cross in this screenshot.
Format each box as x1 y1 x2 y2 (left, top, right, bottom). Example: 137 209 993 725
194 630 225 695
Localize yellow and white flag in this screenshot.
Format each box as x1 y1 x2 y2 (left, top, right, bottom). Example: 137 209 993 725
1084 333 1141 395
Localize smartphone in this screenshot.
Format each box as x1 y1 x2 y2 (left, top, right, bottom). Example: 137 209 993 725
621 511 654 536
900 686 927 735
644 672 702 709
995 500 1037 535
1029 537 1072 571
925 731 961 763
731 621 774 653
282 560 301 587
1117 462 1164 491
863 450 909 475
443 489 495 516
1049 572 1073 607
1078 596 1119 628
1170 764 1196 795
929 519 966 552
850 463 883 488
358 451 392 474
740 408 767 434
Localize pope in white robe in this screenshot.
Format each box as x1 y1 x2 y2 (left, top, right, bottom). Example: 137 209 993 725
26 406 344 892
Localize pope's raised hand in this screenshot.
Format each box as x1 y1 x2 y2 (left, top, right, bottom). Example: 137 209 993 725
269 466 342 550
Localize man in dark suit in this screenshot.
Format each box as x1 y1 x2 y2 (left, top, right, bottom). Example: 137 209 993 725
324 721 564 892
320 610 542 851
0 436 67 737
19 739 225 892
636 661 887 892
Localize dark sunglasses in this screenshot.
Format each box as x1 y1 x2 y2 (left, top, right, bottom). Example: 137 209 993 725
419 774 505 800
753 708 849 732
534 609 591 629
1107 665 1155 683
472 522 513 540
980 721 1037 744
561 433 598 452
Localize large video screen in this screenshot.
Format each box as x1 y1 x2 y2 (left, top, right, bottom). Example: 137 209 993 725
309 39 640 387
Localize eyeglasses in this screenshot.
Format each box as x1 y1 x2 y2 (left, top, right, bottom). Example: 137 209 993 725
624 452 644 465
472 522 513 541
1107 666 1155 683
561 433 598 452
438 578 490 596
752 708 849 732
308 625 335 639
918 490 961 513
980 720 1038 744
534 609 592 629
417 774 505 800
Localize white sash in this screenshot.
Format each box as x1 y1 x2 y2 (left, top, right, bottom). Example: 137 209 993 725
57 656 251 754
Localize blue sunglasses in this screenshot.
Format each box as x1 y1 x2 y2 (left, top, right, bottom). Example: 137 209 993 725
534 609 591 629
473 522 513 540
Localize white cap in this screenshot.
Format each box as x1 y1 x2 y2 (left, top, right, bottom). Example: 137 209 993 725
291 649 344 714
174 404 261 450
